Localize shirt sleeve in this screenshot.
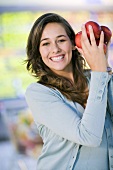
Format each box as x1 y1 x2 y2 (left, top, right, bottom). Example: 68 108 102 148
25 72 110 147
107 74 113 122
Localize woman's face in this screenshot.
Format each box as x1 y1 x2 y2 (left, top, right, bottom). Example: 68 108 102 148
39 23 74 76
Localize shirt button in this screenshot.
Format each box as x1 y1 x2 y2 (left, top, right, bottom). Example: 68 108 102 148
101 82 105 85
111 165 113 168
97 96 101 100
111 155 113 158
99 90 103 93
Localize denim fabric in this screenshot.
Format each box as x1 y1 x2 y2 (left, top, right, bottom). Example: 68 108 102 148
25 72 113 170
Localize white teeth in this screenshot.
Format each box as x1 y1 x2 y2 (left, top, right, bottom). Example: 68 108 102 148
51 56 64 61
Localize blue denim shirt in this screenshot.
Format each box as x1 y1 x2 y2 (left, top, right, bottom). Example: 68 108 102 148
25 72 113 170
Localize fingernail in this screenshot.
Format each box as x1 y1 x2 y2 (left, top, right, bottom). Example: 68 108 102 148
89 25 92 29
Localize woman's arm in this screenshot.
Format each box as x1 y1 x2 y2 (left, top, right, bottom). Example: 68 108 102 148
25 71 110 147
104 40 113 122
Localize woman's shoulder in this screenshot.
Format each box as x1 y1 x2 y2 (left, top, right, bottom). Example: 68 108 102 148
26 82 46 90
25 82 53 96
25 82 65 100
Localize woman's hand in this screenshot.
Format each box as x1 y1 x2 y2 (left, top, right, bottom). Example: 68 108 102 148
76 24 107 72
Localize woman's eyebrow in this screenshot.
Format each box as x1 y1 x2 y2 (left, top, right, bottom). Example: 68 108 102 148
40 35 67 42
57 35 67 38
40 38 49 42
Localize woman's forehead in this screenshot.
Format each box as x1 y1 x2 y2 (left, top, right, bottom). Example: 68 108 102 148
41 23 67 38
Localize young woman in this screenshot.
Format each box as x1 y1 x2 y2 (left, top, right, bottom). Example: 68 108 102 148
25 13 113 170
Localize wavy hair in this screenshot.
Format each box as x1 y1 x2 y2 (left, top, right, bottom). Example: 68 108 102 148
26 13 89 107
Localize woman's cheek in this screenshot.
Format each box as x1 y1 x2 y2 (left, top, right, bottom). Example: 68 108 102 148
40 47 50 58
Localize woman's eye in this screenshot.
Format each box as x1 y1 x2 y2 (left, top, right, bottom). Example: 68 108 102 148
58 39 66 42
42 42 49 46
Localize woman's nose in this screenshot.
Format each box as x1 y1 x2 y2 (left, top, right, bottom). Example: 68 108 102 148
52 43 61 53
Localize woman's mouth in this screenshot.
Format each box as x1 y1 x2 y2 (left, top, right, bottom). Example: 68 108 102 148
50 55 64 62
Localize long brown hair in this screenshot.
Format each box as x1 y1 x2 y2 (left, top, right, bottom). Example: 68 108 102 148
26 13 89 107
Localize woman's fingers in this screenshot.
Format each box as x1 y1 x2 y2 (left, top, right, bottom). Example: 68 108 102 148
88 25 97 47
76 24 107 72
98 31 104 49
81 25 90 50
78 25 106 59
105 40 111 59
81 24 97 53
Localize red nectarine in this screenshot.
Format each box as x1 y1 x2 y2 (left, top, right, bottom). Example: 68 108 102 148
85 21 101 39
101 25 112 44
75 31 82 48
75 21 110 55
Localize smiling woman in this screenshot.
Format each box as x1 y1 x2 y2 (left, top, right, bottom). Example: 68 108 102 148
25 13 113 170
39 22 74 75
26 13 88 105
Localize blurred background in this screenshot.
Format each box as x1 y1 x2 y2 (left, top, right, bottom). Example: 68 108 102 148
0 0 113 170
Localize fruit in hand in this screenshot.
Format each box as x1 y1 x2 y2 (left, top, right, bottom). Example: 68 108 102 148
75 31 82 48
101 25 112 44
85 21 101 39
75 20 112 54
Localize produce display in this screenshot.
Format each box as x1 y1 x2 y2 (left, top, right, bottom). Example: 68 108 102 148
75 21 112 54
8 108 43 158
